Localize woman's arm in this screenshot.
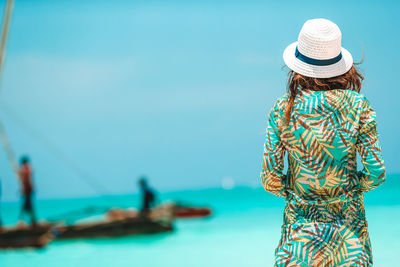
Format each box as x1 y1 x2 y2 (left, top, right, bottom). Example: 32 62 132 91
261 99 287 197
355 97 386 192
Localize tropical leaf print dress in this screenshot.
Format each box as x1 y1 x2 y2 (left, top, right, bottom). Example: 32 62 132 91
261 88 386 266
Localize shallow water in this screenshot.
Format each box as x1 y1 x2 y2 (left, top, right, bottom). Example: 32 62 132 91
1 174 399 267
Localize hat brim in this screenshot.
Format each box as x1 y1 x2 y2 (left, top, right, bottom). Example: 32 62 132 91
283 42 353 79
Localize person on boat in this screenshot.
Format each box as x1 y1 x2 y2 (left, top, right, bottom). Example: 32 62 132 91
18 156 37 226
138 177 156 216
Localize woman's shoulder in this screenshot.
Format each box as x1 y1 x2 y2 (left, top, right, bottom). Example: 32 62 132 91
267 94 289 116
272 93 290 109
338 89 372 109
266 94 291 124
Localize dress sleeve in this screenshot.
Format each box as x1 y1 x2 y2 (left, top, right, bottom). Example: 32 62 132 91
260 99 287 197
355 97 386 192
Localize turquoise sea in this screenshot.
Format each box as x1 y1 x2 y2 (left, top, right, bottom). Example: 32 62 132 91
1 174 399 267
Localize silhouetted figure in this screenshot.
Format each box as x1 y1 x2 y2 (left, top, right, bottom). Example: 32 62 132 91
18 156 37 226
138 177 156 216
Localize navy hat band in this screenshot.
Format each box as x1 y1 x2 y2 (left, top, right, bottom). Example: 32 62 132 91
295 46 342 66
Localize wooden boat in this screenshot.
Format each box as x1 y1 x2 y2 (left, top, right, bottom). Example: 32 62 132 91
54 204 174 240
173 204 212 218
0 223 53 249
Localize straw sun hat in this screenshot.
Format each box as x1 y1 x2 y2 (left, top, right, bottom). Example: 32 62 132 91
283 18 353 79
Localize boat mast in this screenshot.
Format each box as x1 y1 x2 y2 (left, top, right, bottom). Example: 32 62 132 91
0 0 18 174
0 0 13 88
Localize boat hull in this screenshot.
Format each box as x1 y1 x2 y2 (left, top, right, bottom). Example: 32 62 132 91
173 206 212 218
0 225 53 249
55 217 173 239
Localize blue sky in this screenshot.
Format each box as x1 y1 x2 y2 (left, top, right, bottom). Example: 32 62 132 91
0 0 399 200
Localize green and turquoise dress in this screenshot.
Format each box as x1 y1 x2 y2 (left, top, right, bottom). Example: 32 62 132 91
261 88 386 266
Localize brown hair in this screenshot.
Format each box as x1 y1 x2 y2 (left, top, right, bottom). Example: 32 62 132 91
284 65 364 122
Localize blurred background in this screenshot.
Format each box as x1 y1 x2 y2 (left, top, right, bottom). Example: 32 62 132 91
0 0 399 266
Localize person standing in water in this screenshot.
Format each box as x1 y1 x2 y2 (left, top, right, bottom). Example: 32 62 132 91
261 19 386 266
138 177 156 216
18 156 37 226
